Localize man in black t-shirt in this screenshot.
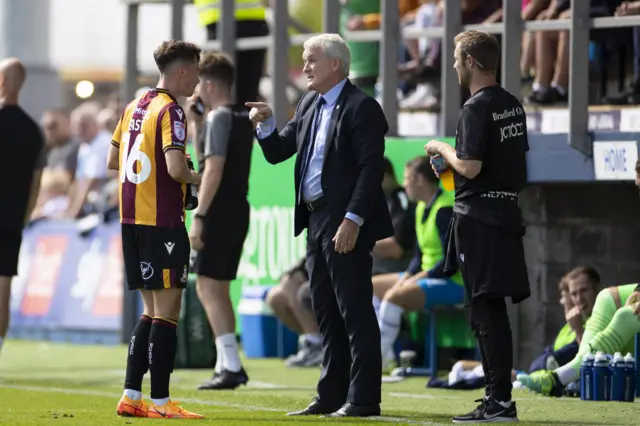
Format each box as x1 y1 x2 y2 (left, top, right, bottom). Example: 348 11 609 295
0 58 45 355
188 53 254 391
425 31 530 424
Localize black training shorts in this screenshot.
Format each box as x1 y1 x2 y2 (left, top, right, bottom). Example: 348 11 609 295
121 224 190 291
192 200 250 281
0 229 22 277
448 213 530 304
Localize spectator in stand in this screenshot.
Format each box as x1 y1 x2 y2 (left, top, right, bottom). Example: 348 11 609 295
41 108 80 182
525 0 612 105
604 1 640 105
65 102 112 218
399 0 500 110
30 169 71 221
97 108 119 134
479 0 550 82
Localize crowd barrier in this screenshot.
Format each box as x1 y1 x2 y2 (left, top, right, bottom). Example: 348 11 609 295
8 137 445 344
9 220 123 344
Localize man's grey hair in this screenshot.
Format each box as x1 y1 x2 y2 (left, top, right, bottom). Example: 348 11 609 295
303 33 351 76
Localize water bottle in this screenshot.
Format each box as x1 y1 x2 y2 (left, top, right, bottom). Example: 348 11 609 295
592 351 612 401
610 352 626 401
185 158 199 211
430 154 454 191
580 353 595 401
623 353 636 402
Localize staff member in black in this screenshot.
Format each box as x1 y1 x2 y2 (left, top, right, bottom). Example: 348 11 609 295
188 52 253 390
0 58 45 355
425 30 530 424
246 33 393 418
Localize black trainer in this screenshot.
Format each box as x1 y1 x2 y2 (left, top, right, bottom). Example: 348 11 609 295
452 397 518 423
197 367 249 390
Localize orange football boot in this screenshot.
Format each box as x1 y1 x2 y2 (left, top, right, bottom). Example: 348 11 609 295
116 395 149 417
147 400 204 419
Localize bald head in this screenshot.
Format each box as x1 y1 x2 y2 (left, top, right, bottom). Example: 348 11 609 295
0 58 26 96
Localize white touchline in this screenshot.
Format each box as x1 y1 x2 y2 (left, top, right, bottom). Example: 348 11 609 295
0 384 446 425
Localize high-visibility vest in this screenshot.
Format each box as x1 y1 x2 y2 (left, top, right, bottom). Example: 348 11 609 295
194 0 266 27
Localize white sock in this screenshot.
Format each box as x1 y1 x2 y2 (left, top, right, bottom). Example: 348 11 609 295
303 333 322 346
555 362 579 386
214 339 225 374
378 300 404 358
216 333 241 372
151 397 169 406
123 389 142 400
551 82 566 96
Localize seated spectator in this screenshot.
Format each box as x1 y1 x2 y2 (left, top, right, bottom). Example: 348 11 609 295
65 102 112 218
525 0 612 105
399 0 500 109
479 0 550 81
41 108 79 182
97 108 118 134
604 1 640 105
266 259 322 368
30 169 71 221
268 157 417 367
438 267 599 389
374 156 462 361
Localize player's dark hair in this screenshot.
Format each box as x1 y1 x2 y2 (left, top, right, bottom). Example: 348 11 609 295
199 52 235 88
382 157 395 178
567 266 600 291
407 156 439 184
636 159 640 173
454 30 500 73
153 40 202 73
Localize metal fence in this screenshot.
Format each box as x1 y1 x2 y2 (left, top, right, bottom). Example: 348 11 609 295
122 0 640 155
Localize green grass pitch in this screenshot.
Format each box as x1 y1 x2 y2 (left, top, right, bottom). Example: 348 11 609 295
0 340 635 425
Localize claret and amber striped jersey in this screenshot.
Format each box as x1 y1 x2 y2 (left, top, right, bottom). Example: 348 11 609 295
111 88 188 227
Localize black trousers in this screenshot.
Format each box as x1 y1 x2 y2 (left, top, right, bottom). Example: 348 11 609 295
206 20 269 105
306 208 381 407
469 296 513 402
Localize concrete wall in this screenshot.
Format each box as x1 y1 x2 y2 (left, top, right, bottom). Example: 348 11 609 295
517 183 640 369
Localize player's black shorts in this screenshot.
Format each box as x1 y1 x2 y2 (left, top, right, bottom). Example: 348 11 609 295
0 229 22 277
192 200 250 281
446 213 530 304
121 224 190 291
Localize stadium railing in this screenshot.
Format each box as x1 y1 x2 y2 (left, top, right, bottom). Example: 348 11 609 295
122 0 640 155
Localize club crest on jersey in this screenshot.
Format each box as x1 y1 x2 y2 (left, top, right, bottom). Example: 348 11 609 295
174 121 186 141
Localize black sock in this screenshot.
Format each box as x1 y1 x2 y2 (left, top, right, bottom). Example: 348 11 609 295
124 315 152 392
149 317 178 400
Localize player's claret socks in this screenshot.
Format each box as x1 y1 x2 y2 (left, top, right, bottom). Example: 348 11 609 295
149 317 178 404
118 314 152 418
124 314 152 393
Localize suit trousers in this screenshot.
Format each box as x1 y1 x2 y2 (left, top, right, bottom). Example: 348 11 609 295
306 207 381 407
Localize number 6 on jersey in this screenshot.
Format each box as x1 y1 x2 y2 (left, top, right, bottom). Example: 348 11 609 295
120 132 152 185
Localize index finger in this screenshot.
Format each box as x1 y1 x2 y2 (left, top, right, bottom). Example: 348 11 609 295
245 102 266 108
